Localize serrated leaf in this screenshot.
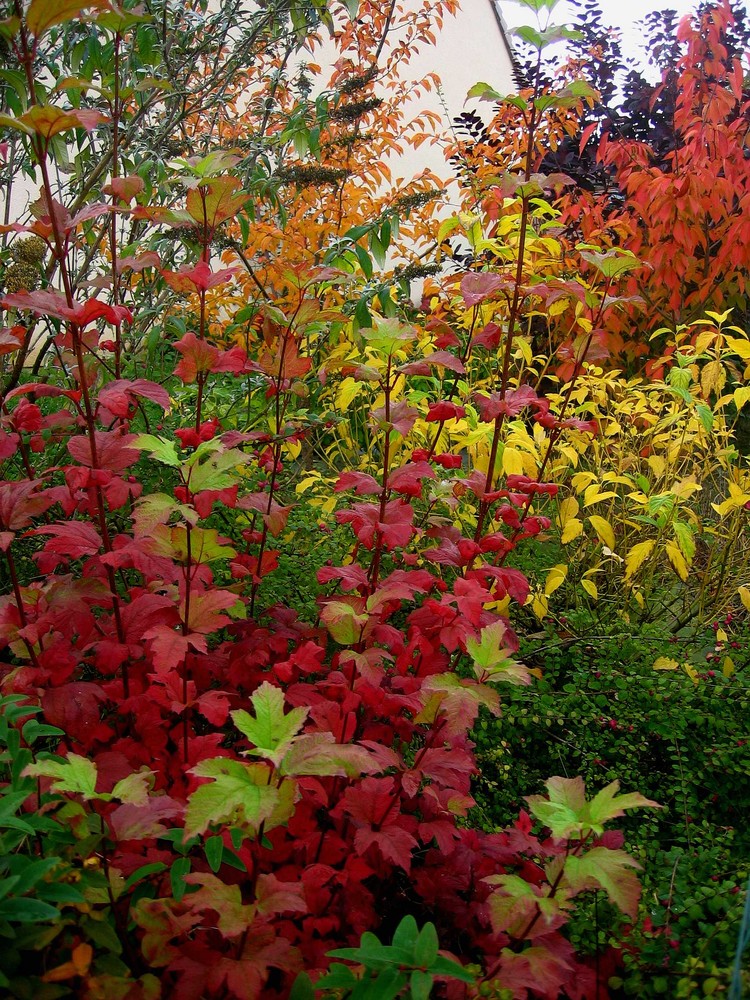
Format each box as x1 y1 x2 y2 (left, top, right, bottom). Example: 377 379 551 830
527 776 659 840
132 434 181 467
465 621 532 685
185 758 293 838
231 681 308 767
665 540 689 581
23 754 98 798
564 847 642 917
672 521 695 562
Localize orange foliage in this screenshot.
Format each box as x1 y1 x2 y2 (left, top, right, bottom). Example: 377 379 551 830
567 0 750 341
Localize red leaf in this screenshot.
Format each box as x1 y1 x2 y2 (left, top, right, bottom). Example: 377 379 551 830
334 471 381 495
173 332 246 382
316 564 369 590
161 261 239 293
426 401 466 422
109 796 183 841
31 521 102 562
68 431 141 471
461 272 506 306
104 175 144 203
143 626 206 673
0 325 25 355
41 682 108 746
474 385 540 421
0 480 58 532
336 499 414 550
388 461 436 498
469 323 501 351
97 379 170 419
370 400 418 437
338 776 418 870
1 290 131 327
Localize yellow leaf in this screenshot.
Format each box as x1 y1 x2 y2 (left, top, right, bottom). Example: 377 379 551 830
544 564 567 596
532 593 549 620
588 514 615 550
561 518 583 544
694 329 717 355
682 662 699 685
624 540 655 581
647 455 665 479
581 579 598 600
571 471 598 493
734 386 750 410
716 628 728 643
723 656 735 678
665 540 689 582
336 377 361 412
501 446 525 476
284 438 301 460
739 586 750 613
701 360 726 397
726 335 750 360
296 474 322 494
653 656 679 671
583 485 618 507
558 497 580 524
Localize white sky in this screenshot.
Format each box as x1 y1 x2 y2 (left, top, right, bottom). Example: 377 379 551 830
500 0 749 75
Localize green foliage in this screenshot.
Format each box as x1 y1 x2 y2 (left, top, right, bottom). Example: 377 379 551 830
292 915 475 999
472 615 750 995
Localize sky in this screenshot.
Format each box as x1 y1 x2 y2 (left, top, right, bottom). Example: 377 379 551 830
499 0 747 75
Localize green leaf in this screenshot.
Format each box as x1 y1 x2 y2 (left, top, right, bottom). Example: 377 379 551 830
580 249 642 279
342 0 359 17
317 963 359 989
231 681 308 768
289 972 316 1000
410 970 433 1000
170 857 191 902
185 758 293 838
123 862 168 892
21 720 64 744
132 434 181 467
27 0 107 37
465 622 532 685
696 403 714 433
526 777 660 840
204 835 224 873
391 914 419 955
564 847 642 918
23 754 98 799
430 955 476 982
587 780 661 831
9 858 59 896
0 897 60 923
37 882 85 904
414 921 438 966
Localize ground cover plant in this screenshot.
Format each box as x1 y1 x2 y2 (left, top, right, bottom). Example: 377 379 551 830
0 0 748 997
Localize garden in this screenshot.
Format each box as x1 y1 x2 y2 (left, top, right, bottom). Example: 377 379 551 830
0 0 749 996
